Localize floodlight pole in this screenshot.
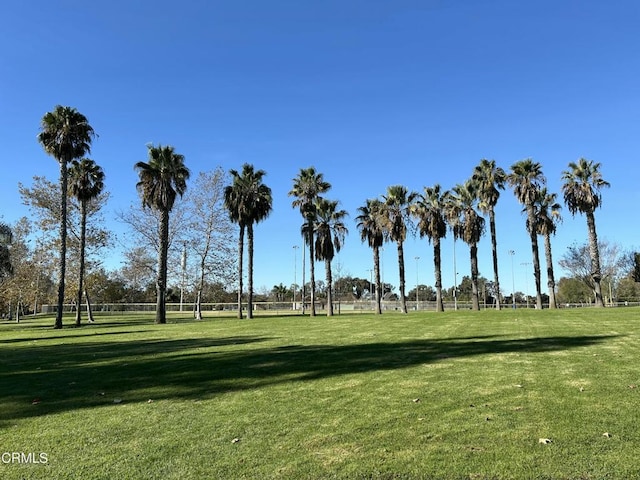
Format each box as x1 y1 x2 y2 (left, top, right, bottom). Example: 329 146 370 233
521 262 532 309
415 256 420 310
508 250 516 309
301 240 306 315
453 239 458 311
293 245 299 310
180 241 187 312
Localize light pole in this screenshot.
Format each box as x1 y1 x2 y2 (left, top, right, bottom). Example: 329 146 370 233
368 269 373 309
521 262 531 309
508 250 516 309
380 246 385 301
180 241 187 312
415 256 420 310
453 239 458 311
301 240 306 315
293 245 299 310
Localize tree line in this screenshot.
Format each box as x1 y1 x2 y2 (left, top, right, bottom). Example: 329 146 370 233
1 105 638 327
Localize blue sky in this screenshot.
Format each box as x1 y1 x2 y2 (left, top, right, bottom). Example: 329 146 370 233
1 0 638 297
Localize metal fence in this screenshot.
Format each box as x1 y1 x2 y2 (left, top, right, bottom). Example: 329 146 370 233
39 300 640 315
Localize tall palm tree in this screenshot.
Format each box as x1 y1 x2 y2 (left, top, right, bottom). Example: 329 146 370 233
445 181 485 311
561 158 610 307
530 188 562 309
381 185 417 314
289 167 331 317
224 164 272 319
356 199 385 314
472 159 507 309
508 159 545 309
224 170 247 318
68 158 105 326
38 105 95 329
411 184 449 312
135 144 190 324
314 198 348 316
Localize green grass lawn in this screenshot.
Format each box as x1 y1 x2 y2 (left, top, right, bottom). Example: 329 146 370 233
1 307 640 479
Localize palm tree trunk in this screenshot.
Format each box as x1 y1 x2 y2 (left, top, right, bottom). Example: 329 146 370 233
526 205 544 309
55 159 69 329
236 225 244 319
308 220 316 317
470 243 480 311
156 208 169 324
397 240 408 314
489 209 501 310
75 201 87 327
325 258 333 316
586 211 604 307
373 246 382 315
247 223 254 319
544 233 558 309
433 237 444 312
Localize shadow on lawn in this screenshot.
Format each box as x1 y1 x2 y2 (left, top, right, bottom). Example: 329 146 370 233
0 333 618 423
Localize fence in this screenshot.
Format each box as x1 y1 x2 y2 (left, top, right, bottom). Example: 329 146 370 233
39 300 640 315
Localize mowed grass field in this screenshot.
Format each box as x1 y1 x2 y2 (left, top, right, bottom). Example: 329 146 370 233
1 307 640 479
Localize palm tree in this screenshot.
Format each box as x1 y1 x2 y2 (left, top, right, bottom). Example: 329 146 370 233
381 185 417 314
271 283 289 302
472 159 506 309
356 199 385 314
314 198 348 316
289 167 331 317
224 170 247 318
135 144 190 324
68 158 105 326
530 188 562 309
508 159 545 309
561 158 610 307
445 181 485 311
38 105 95 329
224 164 272 319
411 185 449 312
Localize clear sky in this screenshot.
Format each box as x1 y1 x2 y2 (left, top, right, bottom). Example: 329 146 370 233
1 0 638 297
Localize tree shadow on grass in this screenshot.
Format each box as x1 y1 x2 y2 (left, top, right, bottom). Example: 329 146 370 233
0 330 152 344
0 333 618 424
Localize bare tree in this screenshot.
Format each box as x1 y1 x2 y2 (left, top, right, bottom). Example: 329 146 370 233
18 176 111 314
184 169 237 319
115 198 188 297
559 240 629 304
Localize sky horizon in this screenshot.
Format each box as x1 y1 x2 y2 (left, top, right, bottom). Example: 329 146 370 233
2 1 638 299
